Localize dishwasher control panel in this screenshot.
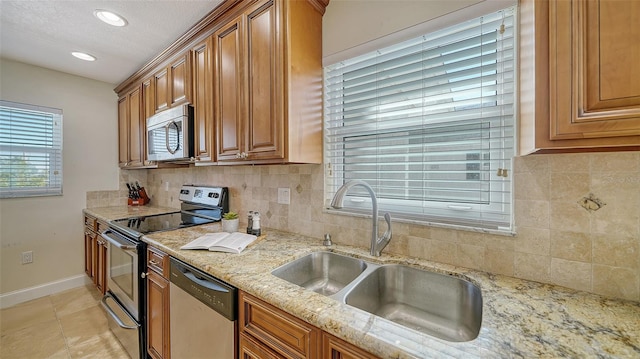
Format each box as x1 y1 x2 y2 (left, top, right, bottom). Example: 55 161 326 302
169 258 237 321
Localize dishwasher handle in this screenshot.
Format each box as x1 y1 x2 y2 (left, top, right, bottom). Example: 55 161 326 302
183 270 229 293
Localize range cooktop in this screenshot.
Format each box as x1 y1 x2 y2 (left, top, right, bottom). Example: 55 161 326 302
109 185 229 239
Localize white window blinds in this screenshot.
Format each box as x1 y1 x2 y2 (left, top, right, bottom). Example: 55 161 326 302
0 100 63 198
324 6 515 232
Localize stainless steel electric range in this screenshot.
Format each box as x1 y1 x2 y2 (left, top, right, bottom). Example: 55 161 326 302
100 185 228 359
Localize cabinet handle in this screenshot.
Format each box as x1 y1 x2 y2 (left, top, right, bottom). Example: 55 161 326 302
149 259 159 266
141 272 149 279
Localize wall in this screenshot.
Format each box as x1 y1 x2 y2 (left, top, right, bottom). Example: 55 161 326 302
0 59 119 298
322 0 482 59
135 153 640 302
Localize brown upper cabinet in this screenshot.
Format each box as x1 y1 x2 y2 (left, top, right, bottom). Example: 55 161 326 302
214 0 324 164
153 53 192 114
520 0 640 154
191 37 215 163
118 85 145 167
114 0 329 166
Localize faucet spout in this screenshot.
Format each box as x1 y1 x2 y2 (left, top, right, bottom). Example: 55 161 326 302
330 180 392 256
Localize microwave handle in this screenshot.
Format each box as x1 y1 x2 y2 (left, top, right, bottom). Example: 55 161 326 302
165 121 180 154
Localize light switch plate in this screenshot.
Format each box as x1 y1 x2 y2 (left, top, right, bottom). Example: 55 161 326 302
278 187 290 205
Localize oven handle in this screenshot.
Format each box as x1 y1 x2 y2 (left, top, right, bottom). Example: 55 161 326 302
101 294 138 330
101 230 137 250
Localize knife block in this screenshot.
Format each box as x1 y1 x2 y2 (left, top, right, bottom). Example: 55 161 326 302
128 187 150 206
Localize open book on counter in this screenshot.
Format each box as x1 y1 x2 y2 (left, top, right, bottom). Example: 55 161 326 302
180 232 258 254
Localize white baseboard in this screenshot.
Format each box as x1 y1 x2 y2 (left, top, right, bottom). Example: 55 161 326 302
0 274 92 309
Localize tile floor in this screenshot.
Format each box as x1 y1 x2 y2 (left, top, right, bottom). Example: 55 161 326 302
0 285 130 358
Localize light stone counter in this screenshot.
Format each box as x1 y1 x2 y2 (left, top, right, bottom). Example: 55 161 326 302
84 205 178 220
85 207 640 358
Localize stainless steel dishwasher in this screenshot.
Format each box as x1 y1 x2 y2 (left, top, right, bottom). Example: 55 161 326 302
169 257 237 358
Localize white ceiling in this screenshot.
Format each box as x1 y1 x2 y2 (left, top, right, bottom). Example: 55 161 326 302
0 0 225 85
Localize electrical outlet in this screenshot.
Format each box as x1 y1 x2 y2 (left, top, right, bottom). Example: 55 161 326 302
21 251 33 264
277 187 290 205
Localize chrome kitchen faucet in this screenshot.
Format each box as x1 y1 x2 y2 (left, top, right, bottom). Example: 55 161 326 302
330 180 392 256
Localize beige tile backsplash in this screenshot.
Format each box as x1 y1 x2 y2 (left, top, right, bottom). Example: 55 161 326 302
89 152 639 301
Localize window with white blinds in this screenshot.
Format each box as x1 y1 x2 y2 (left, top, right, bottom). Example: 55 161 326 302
324 6 515 232
0 100 63 198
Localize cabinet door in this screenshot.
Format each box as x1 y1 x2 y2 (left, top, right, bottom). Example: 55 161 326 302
147 270 170 359
84 230 94 279
118 87 145 167
117 96 129 166
192 38 214 162
321 333 379 359
214 16 245 161
245 0 283 160
142 78 154 165
549 0 640 140
128 87 144 167
95 239 107 295
170 55 190 107
155 69 169 113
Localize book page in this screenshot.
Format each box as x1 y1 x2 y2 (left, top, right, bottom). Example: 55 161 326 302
210 232 256 252
180 232 257 252
180 232 228 250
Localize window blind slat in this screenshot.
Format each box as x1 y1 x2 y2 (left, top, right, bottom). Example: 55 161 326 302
324 6 515 232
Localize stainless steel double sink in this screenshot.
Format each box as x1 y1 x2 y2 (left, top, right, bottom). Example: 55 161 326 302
271 251 482 342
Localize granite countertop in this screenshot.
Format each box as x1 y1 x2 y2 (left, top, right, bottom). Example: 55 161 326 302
84 205 178 220
84 207 640 359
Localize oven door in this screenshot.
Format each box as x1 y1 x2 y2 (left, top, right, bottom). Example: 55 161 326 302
101 229 140 321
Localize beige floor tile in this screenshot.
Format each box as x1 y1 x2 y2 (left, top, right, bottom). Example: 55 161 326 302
0 296 56 333
51 286 101 318
58 306 109 347
0 318 68 359
68 331 129 359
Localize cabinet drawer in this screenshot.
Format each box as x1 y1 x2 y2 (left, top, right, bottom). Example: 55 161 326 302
240 332 284 359
147 247 169 278
84 215 97 231
96 220 108 234
239 291 319 359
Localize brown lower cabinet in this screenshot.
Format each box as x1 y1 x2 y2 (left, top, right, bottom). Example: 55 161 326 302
146 247 171 359
239 291 379 359
83 214 107 295
321 333 378 359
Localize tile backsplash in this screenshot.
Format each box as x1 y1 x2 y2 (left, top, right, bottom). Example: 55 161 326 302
90 152 640 301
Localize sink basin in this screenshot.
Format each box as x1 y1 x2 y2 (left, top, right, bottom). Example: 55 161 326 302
271 252 368 296
344 264 482 342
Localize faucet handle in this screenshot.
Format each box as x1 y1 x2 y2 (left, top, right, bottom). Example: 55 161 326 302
382 213 392 241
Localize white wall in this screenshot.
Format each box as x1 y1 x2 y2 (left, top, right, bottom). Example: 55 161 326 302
0 59 119 296
323 0 482 59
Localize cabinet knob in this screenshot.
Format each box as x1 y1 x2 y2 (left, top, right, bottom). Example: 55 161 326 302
141 272 149 279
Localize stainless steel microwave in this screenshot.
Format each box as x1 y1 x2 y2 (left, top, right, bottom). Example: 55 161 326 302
146 105 194 162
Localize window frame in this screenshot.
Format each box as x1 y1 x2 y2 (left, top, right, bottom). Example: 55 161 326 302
323 5 517 234
0 100 63 199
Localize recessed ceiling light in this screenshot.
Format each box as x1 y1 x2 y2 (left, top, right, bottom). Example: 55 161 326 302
72 52 96 61
94 9 128 27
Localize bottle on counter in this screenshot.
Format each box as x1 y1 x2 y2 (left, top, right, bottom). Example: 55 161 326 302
251 211 261 236
247 211 254 234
